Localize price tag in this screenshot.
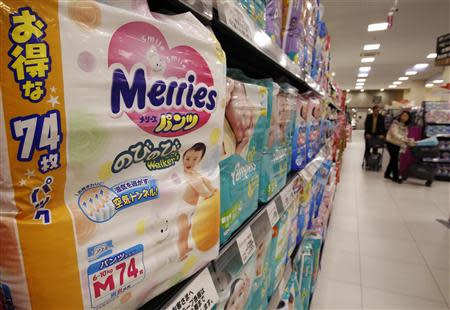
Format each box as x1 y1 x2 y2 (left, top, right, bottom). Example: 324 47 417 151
267 201 280 227
87 244 145 308
274 194 284 212
236 227 256 264
166 268 219 310
223 3 253 41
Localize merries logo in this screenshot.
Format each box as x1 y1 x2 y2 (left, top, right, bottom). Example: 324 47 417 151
108 21 218 137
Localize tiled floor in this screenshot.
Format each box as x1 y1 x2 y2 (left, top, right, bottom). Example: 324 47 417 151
311 130 449 310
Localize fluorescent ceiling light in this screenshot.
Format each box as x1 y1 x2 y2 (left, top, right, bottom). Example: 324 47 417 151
346 89 350 92
425 83 433 88
363 43 380 51
426 53 437 59
388 85 397 88
360 89 365 92
356 82 365 86
413 63 429 70
368 22 389 32
359 66 371 72
433 79 444 84
398 77 408 81
331 72 336 76
393 81 402 85
361 57 375 63
356 79 366 82
355 86 363 89
380 88 384 91
358 73 369 78
405 70 417 76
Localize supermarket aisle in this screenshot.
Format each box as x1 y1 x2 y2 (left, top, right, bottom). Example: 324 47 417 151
311 130 449 310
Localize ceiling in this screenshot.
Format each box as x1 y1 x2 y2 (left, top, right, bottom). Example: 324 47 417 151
322 0 449 91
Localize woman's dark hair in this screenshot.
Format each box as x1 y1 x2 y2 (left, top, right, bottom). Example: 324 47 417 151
224 278 244 310
183 142 206 159
398 111 412 126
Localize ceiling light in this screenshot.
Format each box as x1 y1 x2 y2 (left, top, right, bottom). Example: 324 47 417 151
356 79 366 82
346 89 350 92
425 83 433 88
368 22 389 32
433 79 444 84
356 82 365 86
361 57 375 63
355 86 363 89
359 66 371 72
398 77 408 81
380 88 384 91
426 53 437 59
405 70 417 76
413 63 429 70
358 73 369 78
393 81 402 85
363 43 380 51
388 85 397 88
331 72 336 76
360 89 365 92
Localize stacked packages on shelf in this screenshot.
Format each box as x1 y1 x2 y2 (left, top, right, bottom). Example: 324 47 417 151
239 0 331 87
423 101 450 180
0 1 346 309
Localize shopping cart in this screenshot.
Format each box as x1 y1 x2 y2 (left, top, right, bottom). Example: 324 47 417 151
402 146 440 186
362 136 385 171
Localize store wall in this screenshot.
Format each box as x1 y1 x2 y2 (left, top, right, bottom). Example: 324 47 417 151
347 90 403 108
403 80 426 105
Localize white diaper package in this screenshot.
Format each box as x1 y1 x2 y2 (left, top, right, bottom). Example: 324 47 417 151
0 1 226 309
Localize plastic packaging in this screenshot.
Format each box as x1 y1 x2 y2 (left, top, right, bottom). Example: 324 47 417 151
0 1 226 308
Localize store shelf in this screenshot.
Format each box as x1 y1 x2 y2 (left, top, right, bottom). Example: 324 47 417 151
423 159 450 163
436 174 450 181
148 0 327 96
425 122 450 126
439 148 450 152
140 147 327 310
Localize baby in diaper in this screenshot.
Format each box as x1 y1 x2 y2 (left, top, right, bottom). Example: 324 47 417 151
181 143 217 259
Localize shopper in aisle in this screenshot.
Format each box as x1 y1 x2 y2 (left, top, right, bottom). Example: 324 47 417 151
364 105 385 160
384 111 415 183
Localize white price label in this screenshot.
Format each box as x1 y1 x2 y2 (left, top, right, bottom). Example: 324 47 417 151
267 201 280 227
236 227 256 264
166 268 219 310
223 3 253 41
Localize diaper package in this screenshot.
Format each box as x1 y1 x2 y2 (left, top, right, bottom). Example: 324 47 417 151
297 178 312 244
294 243 314 310
278 84 298 147
210 244 257 310
0 1 226 309
276 273 302 310
281 0 305 65
240 0 267 30
259 146 290 203
220 76 268 244
291 95 309 170
306 95 322 161
250 211 276 310
265 0 283 46
266 207 291 299
303 234 322 291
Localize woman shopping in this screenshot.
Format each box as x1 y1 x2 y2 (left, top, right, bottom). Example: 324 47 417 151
384 111 415 183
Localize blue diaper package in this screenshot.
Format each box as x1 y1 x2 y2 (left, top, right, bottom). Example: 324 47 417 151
303 234 322 292
259 147 290 203
250 211 277 310
266 208 290 299
297 178 312 244
220 77 268 244
296 243 314 310
277 273 302 310
292 95 309 170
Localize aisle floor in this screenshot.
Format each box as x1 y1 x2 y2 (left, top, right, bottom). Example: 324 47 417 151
311 130 449 310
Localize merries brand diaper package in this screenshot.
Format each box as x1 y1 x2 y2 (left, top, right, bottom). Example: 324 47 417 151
0 1 226 309
220 76 268 244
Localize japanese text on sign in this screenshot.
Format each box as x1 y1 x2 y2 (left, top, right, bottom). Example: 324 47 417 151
8 7 51 103
236 227 256 265
166 268 218 310
87 244 145 308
